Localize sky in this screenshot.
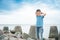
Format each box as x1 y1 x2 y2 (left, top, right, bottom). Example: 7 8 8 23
0 0 60 39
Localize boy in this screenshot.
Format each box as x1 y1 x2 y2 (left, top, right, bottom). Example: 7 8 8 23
36 9 46 40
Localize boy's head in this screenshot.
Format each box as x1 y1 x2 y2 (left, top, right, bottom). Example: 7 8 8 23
36 9 41 12
36 9 41 15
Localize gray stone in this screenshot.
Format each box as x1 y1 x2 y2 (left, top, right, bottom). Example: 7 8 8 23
58 33 60 40
22 33 30 39
14 26 22 33
43 38 46 40
0 29 4 40
49 38 55 40
3 26 9 33
27 37 35 40
29 25 36 39
10 30 15 34
0 30 3 35
14 26 22 38
49 26 58 40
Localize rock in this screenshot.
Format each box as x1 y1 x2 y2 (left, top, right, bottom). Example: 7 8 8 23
22 33 30 39
15 32 22 38
0 29 4 40
14 26 22 38
0 30 3 35
10 30 15 34
58 33 60 40
14 26 22 33
27 37 35 40
49 38 55 40
29 25 36 40
49 26 58 40
3 26 9 33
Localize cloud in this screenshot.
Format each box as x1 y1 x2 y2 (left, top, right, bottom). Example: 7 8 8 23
0 0 23 10
0 4 35 24
0 0 60 11
0 2 55 24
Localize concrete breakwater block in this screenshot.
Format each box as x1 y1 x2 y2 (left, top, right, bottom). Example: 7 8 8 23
22 33 30 39
49 38 55 40
49 26 58 40
3 26 9 33
29 25 36 39
14 26 22 33
0 30 4 40
58 33 60 40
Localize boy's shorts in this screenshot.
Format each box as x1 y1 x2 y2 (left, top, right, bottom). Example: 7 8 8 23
36 27 43 33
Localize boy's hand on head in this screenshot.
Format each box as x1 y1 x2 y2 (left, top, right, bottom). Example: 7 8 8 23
41 12 46 16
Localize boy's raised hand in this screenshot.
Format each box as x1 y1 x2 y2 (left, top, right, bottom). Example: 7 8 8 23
44 13 46 16
41 12 46 16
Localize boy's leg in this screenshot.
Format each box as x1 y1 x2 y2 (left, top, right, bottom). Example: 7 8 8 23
39 27 43 40
36 27 40 39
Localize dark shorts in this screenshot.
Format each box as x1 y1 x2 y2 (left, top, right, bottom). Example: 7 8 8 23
36 27 43 39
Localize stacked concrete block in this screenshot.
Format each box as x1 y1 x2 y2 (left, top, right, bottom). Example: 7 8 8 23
49 26 58 40
0 29 4 40
14 26 22 33
3 26 9 33
29 25 36 40
58 32 60 40
22 33 30 39
14 26 23 39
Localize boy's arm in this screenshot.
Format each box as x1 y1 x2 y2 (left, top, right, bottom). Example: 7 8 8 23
41 12 46 16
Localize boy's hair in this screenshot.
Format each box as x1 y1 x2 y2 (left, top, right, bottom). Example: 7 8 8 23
36 9 41 12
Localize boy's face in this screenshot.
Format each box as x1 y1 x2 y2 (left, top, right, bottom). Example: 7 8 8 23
36 11 41 15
